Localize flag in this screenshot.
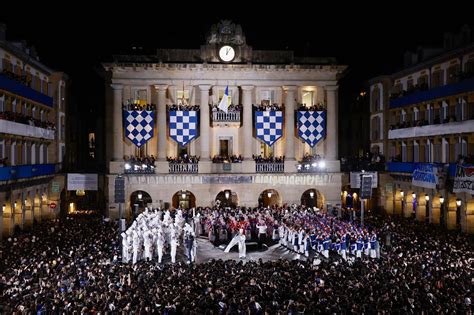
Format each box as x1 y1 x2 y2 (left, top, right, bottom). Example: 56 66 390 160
218 86 230 113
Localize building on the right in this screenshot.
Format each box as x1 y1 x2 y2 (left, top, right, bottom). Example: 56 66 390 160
369 26 474 233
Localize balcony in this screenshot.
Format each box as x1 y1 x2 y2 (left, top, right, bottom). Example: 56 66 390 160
388 119 474 140
211 110 241 126
255 162 284 173
390 77 474 109
0 73 53 107
0 119 55 140
169 163 199 174
0 163 57 181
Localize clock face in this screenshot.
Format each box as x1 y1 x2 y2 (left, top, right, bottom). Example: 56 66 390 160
219 45 235 62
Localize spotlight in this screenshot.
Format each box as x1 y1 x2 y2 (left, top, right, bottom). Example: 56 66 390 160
125 163 131 170
318 160 326 168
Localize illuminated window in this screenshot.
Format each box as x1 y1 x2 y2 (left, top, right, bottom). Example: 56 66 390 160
302 91 314 107
177 90 190 105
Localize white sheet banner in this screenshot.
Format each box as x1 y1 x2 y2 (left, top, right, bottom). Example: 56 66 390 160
67 173 98 191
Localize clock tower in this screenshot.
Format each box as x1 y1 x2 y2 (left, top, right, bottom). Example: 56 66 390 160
200 20 252 63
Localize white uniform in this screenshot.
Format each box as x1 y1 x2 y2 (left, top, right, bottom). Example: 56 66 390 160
238 229 246 258
121 232 129 263
156 228 165 263
132 231 140 264
170 225 178 263
143 230 153 261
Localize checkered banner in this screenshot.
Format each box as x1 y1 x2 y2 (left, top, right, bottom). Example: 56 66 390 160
255 111 283 146
169 110 198 146
123 110 154 147
298 111 326 147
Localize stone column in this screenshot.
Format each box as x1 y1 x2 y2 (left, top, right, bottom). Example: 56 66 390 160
284 86 297 160
325 85 339 169
198 85 211 173
240 85 256 173
111 84 124 161
155 85 168 161
283 86 297 173
241 85 254 160
199 85 211 160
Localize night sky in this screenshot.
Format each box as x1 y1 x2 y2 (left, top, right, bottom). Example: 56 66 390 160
1 6 473 113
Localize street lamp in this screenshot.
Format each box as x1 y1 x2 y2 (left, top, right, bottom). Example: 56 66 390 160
181 191 186 200
137 192 143 200
425 194 430 223
309 191 315 198
412 192 417 218
439 196 445 228
267 191 272 198
225 190 230 200
456 199 462 228
400 190 405 216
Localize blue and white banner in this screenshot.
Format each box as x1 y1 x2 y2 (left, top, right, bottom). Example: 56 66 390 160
123 110 154 147
169 110 198 146
298 111 326 147
255 111 283 146
412 163 440 189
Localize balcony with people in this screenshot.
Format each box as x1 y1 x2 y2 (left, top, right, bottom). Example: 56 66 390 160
388 99 474 140
168 154 199 174
210 104 242 125
0 69 53 107
341 153 386 172
167 104 200 111
296 154 328 173
389 70 474 108
0 110 56 140
211 154 244 173
124 155 156 174
254 155 285 173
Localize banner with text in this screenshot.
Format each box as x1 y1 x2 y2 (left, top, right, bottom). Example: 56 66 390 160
412 163 440 189
453 164 474 194
67 173 98 191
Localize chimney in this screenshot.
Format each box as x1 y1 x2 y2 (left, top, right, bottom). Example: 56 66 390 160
0 23 6 41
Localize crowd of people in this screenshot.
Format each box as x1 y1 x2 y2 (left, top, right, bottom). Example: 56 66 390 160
167 155 200 164
341 152 386 172
297 103 325 111
122 103 156 111
0 206 472 313
194 206 378 261
167 104 200 111
253 103 283 111
299 153 323 163
0 110 56 130
253 155 285 163
211 155 243 163
211 104 242 112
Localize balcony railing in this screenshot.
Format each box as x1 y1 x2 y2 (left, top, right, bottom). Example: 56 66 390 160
256 162 284 173
169 163 199 174
0 73 53 107
211 111 241 123
0 163 56 181
390 77 474 108
0 118 55 140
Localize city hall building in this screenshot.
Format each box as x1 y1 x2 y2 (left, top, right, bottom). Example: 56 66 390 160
103 21 346 217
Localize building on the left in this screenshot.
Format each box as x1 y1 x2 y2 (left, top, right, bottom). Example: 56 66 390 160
0 24 68 238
